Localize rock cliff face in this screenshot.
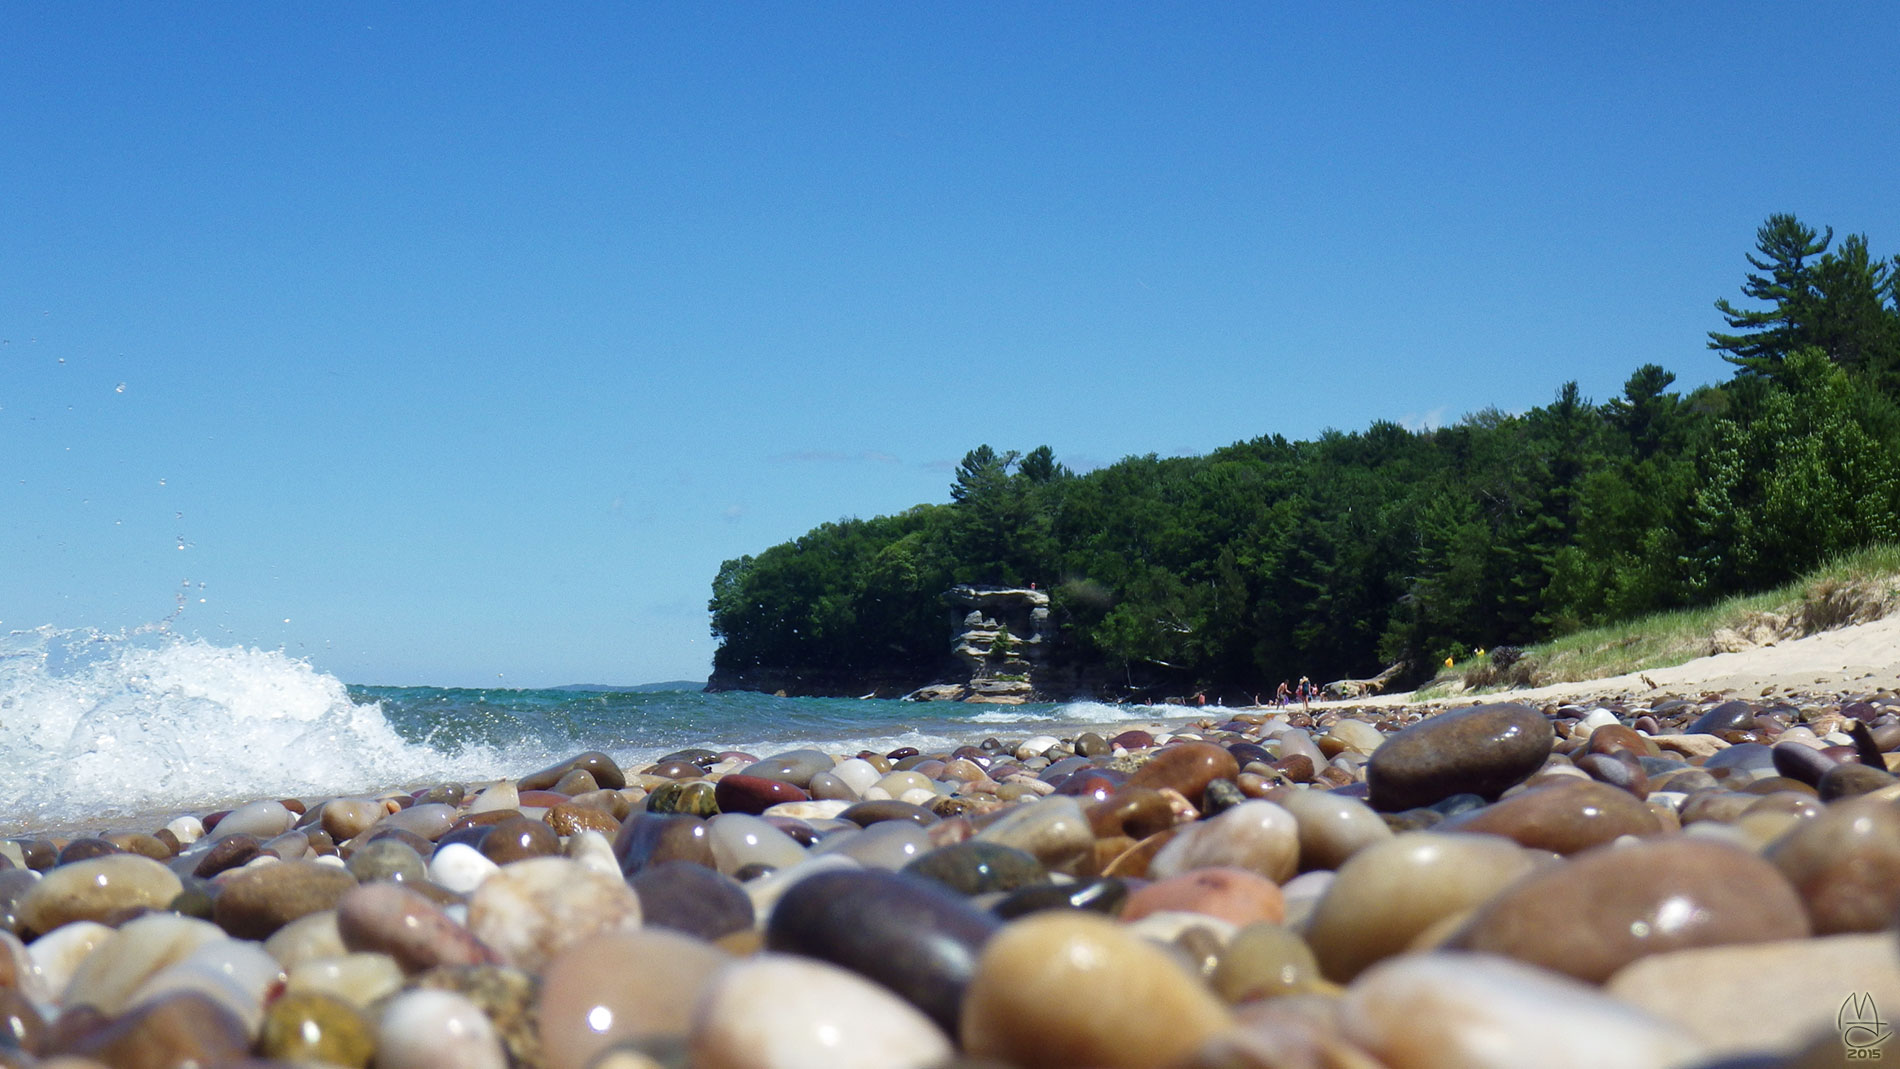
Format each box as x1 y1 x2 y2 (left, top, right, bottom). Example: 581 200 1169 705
907 586 1056 704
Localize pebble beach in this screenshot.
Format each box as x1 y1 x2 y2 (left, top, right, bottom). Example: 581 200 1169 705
3 624 1900 1069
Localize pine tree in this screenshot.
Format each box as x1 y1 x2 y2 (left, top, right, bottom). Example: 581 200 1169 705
1709 214 1832 379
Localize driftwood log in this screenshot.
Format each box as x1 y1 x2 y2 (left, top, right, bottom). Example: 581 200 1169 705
1322 661 1406 699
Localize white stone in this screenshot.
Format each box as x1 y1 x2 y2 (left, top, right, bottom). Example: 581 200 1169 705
376 988 508 1069
762 799 853 821
1576 708 1622 734
126 936 284 1034
465 857 642 974
427 842 499 894
214 800 295 838
1015 735 1061 760
465 781 520 815
1342 952 1707 1069
707 813 808 876
263 911 345 967
829 758 883 795
27 920 111 998
898 786 940 808
164 816 206 845
61 913 227 1016
564 829 621 877
689 954 953 1069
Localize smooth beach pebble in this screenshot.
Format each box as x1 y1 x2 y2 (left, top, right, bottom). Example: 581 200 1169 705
628 860 753 940
27 920 111 997
1604 932 1900 1059
810 819 932 870
1763 794 1900 933
972 795 1093 873
465 856 641 973
60 912 226 1017
1453 837 1811 982
259 989 376 1067
123 935 283 1035
427 842 500 894
213 800 295 839
1340 952 1707 1069
959 911 1233 1069
712 773 810 815
18 855 182 935
1272 788 1392 871
1123 741 1241 807
538 928 733 1069
1121 866 1286 928
1366 702 1554 811
1211 921 1323 1002
322 798 388 841
901 840 1048 896
345 838 427 884
1305 832 1539 982
765 868 1000 1035
705 813 808 876
1437 777 1663 854
689 953 954 1069
336 882 498 973
1146 798 1299 883
211 859 360 940
477 815 560 865
519 750 627 792
283 951 405 1009
738 749 834 788
376 988 508 1069
47 990 252 1068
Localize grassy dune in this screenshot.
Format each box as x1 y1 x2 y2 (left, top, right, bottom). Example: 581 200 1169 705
1419 544 1900 698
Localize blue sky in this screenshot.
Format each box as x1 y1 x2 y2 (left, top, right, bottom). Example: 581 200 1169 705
5 4 1898 687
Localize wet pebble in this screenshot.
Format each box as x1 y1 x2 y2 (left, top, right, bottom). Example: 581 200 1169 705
690 953 954 1069
1366 703 1554 811
1453 837 1810 982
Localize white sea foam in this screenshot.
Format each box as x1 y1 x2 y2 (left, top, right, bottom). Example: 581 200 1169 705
0 626 513 831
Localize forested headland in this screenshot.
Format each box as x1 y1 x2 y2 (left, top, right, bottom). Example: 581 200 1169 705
707 216 1900 701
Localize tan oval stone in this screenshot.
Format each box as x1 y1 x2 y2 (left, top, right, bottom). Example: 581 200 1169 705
19 855 182 934
1212 922 1323 1003
1147 799 1298 883
1274 788 1393 871
1306 832 1538 983
1454 837 1811 983
960 911 1233 1068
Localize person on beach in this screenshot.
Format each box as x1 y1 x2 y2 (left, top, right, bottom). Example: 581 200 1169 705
1275 680 1290 707
1299 675 1312 710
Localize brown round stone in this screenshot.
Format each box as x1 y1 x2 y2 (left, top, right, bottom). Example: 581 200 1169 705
479 816 560 865
1439 778 1663 854
1123 742 1240 808
1766 795 1900 934
1453 837 1810 983
1366 703 1554 811
212 860 360 940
